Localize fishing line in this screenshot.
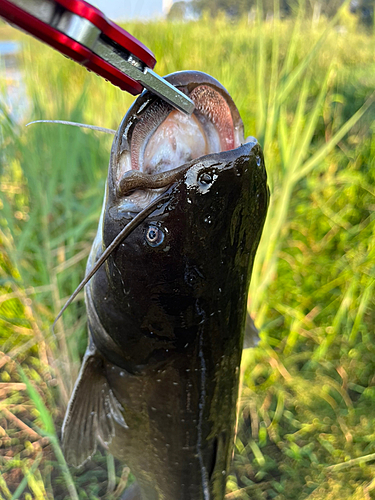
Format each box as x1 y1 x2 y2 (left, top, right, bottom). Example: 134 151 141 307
26 120 116 135
52 191 170 332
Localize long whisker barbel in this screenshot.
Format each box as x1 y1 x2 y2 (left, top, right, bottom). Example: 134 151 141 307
52 190 170 332
26 120 116 135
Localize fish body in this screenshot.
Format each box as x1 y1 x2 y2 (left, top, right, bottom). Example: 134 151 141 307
62 71 269 500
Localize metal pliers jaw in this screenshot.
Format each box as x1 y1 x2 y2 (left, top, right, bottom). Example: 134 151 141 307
0 0 195 114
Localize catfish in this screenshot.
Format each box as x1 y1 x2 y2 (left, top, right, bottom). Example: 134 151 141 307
62 71 269 500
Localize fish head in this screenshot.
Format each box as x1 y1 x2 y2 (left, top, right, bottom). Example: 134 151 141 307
88 71 269 372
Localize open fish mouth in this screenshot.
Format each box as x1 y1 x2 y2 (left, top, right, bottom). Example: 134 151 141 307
107 71 245 210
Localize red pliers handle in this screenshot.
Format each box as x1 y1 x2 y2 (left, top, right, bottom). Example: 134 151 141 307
0 0 194 114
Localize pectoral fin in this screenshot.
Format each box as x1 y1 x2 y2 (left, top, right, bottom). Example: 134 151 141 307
243 313 260 349
61 343 127 467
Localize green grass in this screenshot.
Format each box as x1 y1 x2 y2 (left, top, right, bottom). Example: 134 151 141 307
0 5 375 499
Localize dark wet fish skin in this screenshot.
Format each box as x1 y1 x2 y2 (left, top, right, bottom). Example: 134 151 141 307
62 72 269 500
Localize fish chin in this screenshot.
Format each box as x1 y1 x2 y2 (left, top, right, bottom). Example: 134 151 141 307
108 71 245 211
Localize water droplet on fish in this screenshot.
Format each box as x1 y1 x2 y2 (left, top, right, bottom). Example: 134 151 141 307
256 156 261 166
167 413 171 418
120 371 124 377
156 379 161 383
151 407 157 411
218 287 222 292
173 382 178 386
186 368 190 372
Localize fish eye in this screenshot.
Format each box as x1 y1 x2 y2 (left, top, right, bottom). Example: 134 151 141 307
199 172 213 186
145 225 164 247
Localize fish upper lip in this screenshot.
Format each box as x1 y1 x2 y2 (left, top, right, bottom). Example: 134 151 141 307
107 140 264 220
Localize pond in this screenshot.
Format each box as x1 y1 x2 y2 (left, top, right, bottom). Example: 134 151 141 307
0 39 28 123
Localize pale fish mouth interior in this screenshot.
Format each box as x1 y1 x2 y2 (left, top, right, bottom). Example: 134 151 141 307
116 85 244 210
142 111 214 175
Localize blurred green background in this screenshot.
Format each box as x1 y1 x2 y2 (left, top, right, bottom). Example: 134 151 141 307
0 1 375 498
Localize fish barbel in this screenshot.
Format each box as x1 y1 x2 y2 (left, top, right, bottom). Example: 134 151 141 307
62 71 269 500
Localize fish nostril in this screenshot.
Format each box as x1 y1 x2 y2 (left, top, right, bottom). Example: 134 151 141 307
199 172 213 186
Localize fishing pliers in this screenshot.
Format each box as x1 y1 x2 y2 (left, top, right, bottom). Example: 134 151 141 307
0 0 195 114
